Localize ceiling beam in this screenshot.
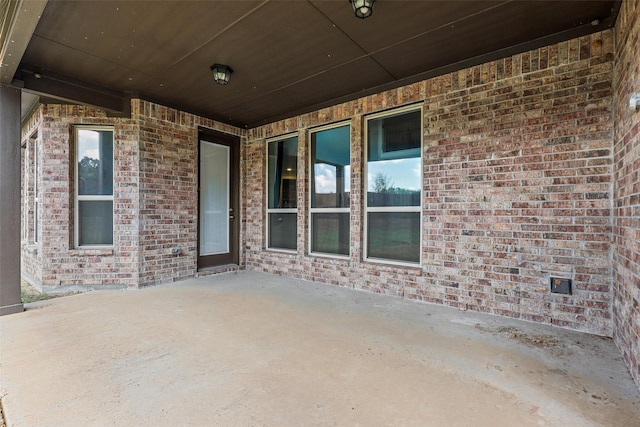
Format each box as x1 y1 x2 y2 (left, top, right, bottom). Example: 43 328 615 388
0 0 48 84
17 65 126 115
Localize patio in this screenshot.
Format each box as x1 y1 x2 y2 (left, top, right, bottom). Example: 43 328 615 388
1 271 638 426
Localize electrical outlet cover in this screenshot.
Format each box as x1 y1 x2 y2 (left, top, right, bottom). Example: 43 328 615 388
550 277 571 295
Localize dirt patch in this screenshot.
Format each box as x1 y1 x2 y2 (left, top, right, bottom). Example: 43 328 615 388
21 279 57 304
495 326 563 348
0 398 6 427
475 324 564 349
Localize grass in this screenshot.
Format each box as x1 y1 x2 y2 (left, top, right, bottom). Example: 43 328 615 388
20 279 57 304
20 290 55 304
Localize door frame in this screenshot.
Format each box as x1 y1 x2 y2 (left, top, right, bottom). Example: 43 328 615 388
197 128 240 269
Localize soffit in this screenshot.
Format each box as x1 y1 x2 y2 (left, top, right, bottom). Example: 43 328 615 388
12 0 620 128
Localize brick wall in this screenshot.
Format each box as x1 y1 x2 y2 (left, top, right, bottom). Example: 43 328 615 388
21 101 244 289
133 100 245 286
613 0 640 389
18 13 638 389
21 31 618 337
21 105 140 289
135 102 198 286
245 30 615 336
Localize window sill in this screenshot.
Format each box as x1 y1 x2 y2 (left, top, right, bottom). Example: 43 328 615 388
24 244 39 255
309 252 350 262
69 248 114 257
266 248 297 255
364 257 423 270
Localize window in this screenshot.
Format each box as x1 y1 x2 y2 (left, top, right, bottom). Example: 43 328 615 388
310 123 350 256
23 133 39 244
33 135 39 244
365 107 422 264
267 135 298 250
75 127 114 246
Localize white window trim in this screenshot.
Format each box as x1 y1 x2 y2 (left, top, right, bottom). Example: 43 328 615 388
74 126 114 248
33 135 39 244
308 121 351 259
23 134 40 244
22 142 28 241
310 208 349 213
364 104 423 266
265 133 298 253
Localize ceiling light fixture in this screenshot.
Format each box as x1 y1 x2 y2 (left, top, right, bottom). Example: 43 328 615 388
210 64 233 85
349 0 376 19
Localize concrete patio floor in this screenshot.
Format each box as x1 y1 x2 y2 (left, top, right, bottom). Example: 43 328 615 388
1 271 639 426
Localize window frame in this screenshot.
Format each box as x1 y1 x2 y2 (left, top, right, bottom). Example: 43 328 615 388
265 133 299 253
364 104 423 267
308 121 351 259
33 134 39 244
74 125 115 248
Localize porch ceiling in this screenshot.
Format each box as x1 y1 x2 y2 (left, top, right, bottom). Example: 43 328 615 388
4 0 620 128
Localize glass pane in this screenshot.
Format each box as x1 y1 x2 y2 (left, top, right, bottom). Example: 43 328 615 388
367 212 420 263
268 213 297 250
77 129 113 196
368 110 421 161
367 110 421 207
311 125 350 208
200 141 229 255
34 201 38 243
311 213 349 255
34 141 38 198
79 200 113 245
268 137 298 209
